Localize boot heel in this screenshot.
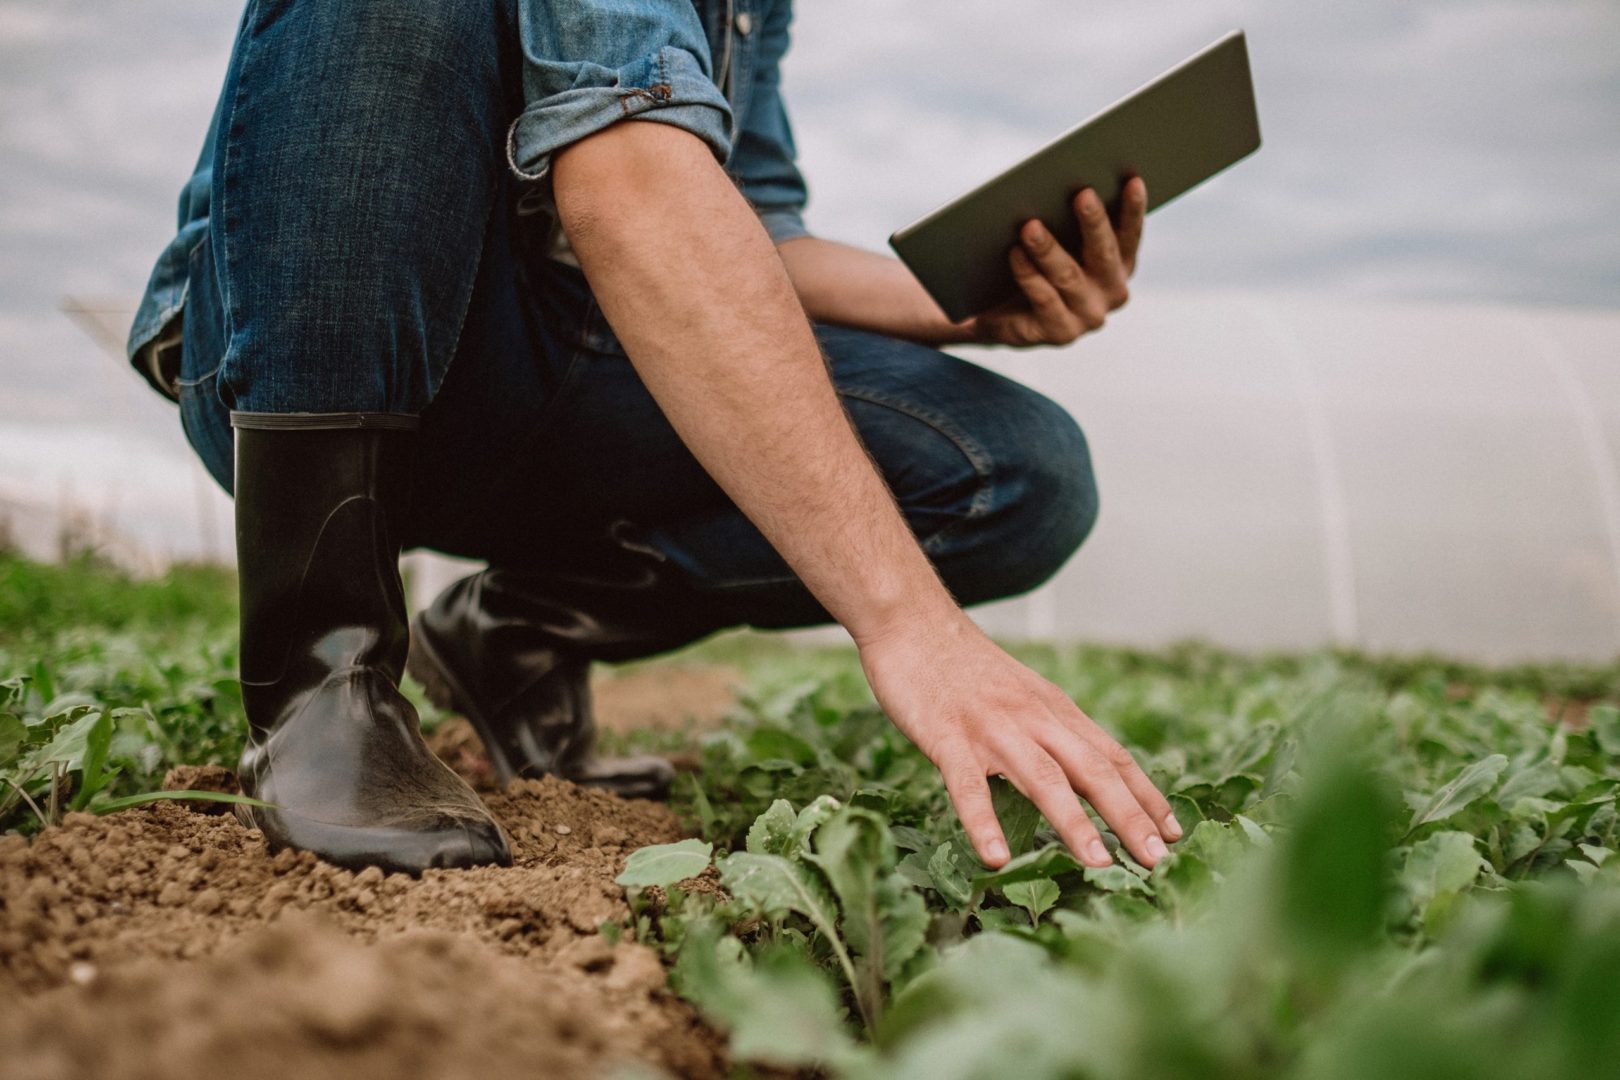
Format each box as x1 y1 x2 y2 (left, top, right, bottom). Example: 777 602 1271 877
407 617 519 787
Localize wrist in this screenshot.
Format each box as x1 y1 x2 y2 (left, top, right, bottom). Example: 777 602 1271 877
922 317 983 347
848 591 976 653
904 297 982 347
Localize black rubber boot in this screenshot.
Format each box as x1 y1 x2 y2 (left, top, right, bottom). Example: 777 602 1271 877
232 418 512 873
406 540 716 801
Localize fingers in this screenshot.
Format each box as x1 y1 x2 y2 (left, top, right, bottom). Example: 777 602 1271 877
940 751 1011 867
1040 729 1169 869
1004 183 1139 348
1007 246 1080 344
1017 221 1106 335
1038 685 1180 843
1072 188 1128 307
1099 737 1180 842
1116 176 1147 275
1002 746 1113 869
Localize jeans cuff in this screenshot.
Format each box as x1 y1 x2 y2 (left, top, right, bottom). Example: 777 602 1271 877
229 411 420 431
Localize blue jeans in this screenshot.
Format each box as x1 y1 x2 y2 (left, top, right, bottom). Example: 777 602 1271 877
178 0 1098 644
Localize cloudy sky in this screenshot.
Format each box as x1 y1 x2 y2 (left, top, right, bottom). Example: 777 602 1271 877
0 0 1617 556
785 0 1620 306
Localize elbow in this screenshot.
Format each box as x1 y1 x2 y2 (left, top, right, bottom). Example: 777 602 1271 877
552 120 716 245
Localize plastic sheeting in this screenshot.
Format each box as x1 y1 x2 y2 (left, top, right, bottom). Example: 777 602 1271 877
962 291 1620 663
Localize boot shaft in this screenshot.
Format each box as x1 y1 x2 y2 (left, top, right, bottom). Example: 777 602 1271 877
233 426 414 726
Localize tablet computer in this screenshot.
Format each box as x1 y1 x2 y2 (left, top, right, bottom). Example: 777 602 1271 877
888 30 1262 323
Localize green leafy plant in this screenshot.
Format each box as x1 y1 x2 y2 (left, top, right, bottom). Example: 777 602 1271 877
0 679 266 829
5 553 1618 1078
624 636 1620 1078
0 554 263 833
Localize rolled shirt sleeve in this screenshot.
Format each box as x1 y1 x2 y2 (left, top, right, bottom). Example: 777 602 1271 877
729 0 809 244
508 0 734 182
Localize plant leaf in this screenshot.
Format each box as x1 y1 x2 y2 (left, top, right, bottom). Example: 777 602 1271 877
872 878 930 981
1587 704 1620 757
31 708 105 770
1277 737 1398 970
745 727 817 767
970 842 1081 895
1402 830 1485 916
927 842 972 909
895 850 933 890
0 712 25 767
1003 878 1060 923
1410 755 1509 831
68 710 116 811
891 825 933 853
719 851 842 941
675 919 867 1071
989 776 1042 857
615 838 713 889
745 799 796 856
94 789 274 814
1081 864 1154 896
810 808 895 957
790 794 843 851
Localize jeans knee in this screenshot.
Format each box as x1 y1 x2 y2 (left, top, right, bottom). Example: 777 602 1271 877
217 0 516 416
990 391 1098 595
263 0 511 111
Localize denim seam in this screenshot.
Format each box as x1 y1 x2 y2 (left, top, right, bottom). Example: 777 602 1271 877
427 172 503 405
176 367 221 390
129 233 199 362
505 116 549 183
679 383 998 592
213 0 261 407
129 188 210 375
505 48 724 183
844 392 994 560
839 384 997 525
726 12 749 145
176 238 222 387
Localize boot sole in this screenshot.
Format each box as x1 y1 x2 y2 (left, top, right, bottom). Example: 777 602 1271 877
238 801 512 873
406 619 521 788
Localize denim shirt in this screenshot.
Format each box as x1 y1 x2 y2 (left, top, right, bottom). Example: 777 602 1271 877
126 0 808 400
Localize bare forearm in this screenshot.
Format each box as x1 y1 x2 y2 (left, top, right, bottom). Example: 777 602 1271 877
554 125 1178 874
775 235 976 346
552 122 959 642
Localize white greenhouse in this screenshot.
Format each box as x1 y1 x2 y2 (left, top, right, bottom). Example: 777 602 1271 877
964 290 1620 664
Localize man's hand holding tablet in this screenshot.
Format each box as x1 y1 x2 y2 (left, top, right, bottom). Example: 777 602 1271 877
891 30 1261 327
962 177 1148 347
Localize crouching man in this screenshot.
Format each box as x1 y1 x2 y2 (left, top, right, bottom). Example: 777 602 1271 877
127 0 1179 875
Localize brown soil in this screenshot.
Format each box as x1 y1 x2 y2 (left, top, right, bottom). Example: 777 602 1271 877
1546 696 1594 729
591 664 742 735
0 663 747 1080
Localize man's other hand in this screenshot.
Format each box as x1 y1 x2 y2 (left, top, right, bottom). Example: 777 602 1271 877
965 176 1147 348
856 608 1181 871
